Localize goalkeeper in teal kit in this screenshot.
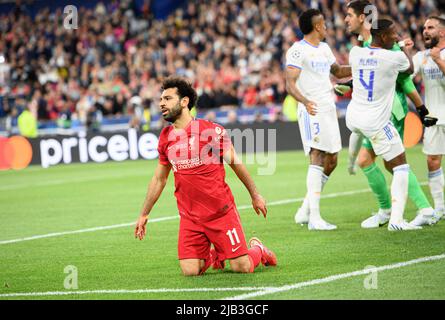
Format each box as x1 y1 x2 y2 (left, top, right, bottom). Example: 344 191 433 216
340 1 440 228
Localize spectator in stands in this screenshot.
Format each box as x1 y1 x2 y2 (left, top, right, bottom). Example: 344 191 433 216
204 110 217 122
128 95 144 129
17 104 38 138
227 110 239 124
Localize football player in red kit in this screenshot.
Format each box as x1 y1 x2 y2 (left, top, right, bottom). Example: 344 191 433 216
134 77 276 276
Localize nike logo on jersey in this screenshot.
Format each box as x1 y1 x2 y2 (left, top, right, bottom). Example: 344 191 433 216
232 246 241 253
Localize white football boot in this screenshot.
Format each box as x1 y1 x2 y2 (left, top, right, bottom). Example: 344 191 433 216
295 206 310 225
410 208 440 227
388 220 423 231
308 217 337 231
361 211 390 229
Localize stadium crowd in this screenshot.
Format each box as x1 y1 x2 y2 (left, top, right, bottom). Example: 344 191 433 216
0 0 443 132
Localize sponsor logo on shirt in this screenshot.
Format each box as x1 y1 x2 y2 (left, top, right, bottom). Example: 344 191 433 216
170 157 203 171
310 61 331 74
424 67 444 80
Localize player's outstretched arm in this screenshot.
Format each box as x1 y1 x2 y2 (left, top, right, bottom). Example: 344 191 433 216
330 63 352 79
285 66 317 115
135 163 171 240
223 145 267 218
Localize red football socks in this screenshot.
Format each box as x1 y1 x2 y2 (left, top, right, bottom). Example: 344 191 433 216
247 246 262 273
199 255 212 275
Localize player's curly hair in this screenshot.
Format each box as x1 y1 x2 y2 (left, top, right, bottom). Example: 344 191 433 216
161 77 198 110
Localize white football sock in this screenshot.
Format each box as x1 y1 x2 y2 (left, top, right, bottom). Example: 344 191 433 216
300 195 310 214
301 173 329 213
322 173 329 187
307 165 324 221
429 168 445 212
390 164 410 224
378 208 391 217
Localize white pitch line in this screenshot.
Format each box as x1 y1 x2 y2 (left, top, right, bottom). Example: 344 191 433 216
0 287 277 298
0 216 178 245
224 253 445 300
0 183 429 246
0 172 146 191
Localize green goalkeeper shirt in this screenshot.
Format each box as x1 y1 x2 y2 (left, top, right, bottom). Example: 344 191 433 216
361 35 416 121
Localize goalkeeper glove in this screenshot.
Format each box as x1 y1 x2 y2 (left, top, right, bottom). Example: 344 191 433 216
417 105 438 127
334 80 353 97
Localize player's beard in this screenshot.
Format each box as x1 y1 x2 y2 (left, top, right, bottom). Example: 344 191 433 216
425 36 439 49
162 102 183 123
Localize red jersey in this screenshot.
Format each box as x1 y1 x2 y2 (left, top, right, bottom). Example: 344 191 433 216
157 119 235 223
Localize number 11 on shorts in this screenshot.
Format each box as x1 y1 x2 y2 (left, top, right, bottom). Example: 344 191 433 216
226 228 240 246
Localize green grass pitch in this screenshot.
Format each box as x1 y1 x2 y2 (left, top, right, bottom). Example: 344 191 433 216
1 145 444 300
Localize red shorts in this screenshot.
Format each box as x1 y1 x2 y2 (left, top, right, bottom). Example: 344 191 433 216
178 207 249 261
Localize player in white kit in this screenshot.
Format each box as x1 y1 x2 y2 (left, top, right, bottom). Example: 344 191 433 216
412 16 445 220
347 19 422 231
285 9 352 230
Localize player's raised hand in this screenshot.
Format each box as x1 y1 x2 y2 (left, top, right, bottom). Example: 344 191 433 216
252 194 267 218
304 101 317 116
430 47 441 62
135 215 148 240
401 38 414 49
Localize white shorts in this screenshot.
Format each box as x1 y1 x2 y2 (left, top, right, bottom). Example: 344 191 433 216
298 105 342 156
423 125 445 155
349 121 405 162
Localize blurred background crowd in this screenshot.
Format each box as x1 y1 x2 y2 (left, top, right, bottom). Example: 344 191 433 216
0 0 443 136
